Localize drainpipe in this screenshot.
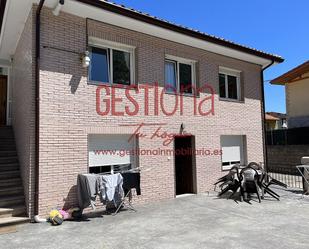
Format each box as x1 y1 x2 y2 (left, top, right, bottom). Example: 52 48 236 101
261 60 274 173
34 0 45 218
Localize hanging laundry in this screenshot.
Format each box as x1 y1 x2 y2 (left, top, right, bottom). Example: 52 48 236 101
98 173 124 206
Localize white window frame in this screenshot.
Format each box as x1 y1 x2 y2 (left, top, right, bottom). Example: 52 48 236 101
88 37 136 85
165 54 196 95
219 66 241 101
88 134 138 174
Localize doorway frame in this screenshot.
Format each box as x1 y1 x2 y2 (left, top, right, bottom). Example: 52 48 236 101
0 64 11 126
173 134 197 197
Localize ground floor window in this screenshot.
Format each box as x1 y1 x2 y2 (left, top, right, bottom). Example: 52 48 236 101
88 134 137 174
220 135 246 170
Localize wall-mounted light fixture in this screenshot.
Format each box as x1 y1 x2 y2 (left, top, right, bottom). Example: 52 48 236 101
82 51 91 68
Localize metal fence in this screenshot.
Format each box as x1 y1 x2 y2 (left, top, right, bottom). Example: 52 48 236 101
266 127 309 145
267 166 303 189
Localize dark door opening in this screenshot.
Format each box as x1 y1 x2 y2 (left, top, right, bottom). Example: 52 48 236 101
0 76 7 126
174 135 196 195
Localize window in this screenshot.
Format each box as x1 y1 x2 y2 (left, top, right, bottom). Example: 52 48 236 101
90 47 109 83
89 164 132 174
219 67 241 101
88 134 138 174
165 60 177 91
112 50 131 85
220 135 246 170
165 55 196 94
89 38 135 85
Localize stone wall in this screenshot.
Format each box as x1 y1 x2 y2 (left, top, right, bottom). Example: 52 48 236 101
267 145 309 172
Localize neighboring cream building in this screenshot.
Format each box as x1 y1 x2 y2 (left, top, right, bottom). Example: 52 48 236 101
271 61 309 128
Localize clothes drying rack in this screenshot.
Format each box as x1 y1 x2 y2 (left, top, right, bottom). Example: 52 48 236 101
296 165 309 196
98 167 140 216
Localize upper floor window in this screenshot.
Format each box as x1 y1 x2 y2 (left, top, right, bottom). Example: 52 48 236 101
165 55 196 94
88 37 135 85
219 67 241 101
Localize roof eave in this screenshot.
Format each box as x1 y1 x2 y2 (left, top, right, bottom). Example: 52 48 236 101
76 0 284 64
0 0 284 65
271 60 309 85
270 80 285 85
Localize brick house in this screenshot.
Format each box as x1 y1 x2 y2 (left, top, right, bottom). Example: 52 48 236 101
0 0 283 220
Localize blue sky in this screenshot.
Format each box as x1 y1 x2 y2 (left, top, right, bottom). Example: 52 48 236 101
112 0 309 113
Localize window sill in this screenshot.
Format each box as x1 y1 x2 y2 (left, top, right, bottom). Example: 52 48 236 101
219 97 244 104
221 166 237 171
88 81 138 90
221 168 232 172
164 91 200 98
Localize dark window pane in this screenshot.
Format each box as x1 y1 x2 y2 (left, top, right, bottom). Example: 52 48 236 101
113 50 131 85
179 63 192 94
165 60 177 93
90 47 109 83
219 73 226 98
89 166 111 174
227 75 238 99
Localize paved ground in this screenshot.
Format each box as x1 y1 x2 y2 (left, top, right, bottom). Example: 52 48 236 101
1 187 309 249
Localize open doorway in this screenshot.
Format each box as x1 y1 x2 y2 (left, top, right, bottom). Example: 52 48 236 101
0 75 7 126
174 135 197 196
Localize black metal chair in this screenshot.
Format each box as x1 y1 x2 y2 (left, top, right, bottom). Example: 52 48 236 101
216 162 288 202
214 165 240 191
217 165 244 200
241 166 261 203
259 175 286 201
246 162 286 201
265 176 287 189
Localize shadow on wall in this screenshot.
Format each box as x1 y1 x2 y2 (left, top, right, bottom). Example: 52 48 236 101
63 185 78 210
69 74 82 94
40 48 86 95
41 47 262 101
38 8 263 101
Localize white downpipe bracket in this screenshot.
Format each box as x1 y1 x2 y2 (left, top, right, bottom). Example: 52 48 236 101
52 0 65 16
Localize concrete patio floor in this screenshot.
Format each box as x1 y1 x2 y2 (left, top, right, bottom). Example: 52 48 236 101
1 187 309 249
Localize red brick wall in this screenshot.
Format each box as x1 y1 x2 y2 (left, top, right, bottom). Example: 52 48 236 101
29 7 265 215
11 9 36 217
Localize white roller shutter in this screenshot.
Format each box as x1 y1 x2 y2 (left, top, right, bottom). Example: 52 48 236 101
88 134 136 167
221 135 245 170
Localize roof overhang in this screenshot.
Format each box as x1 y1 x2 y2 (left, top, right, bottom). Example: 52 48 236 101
265 114 279 121
0 0 284 68
271 60 309 85
0 0 39 64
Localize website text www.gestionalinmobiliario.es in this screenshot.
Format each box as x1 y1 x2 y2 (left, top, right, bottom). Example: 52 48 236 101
94 148 222 157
